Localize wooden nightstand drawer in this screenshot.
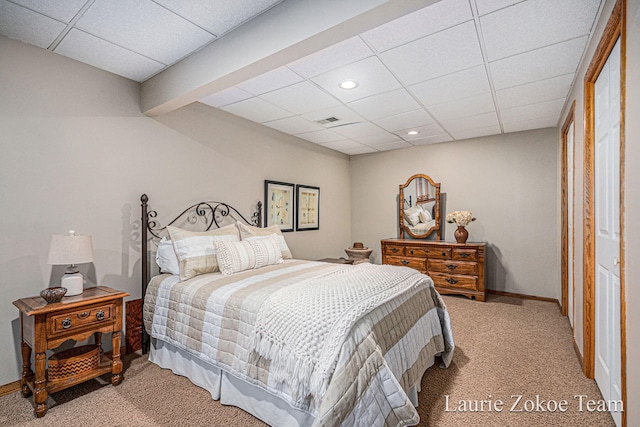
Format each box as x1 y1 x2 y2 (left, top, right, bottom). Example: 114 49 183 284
406 246 451 259
48 303 115 335
452 248 478 261
431 273 477 290
428 259 477 275
386 256 426 271
384 245 404 256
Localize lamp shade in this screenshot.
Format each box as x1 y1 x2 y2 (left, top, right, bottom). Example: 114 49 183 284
47 230 94 265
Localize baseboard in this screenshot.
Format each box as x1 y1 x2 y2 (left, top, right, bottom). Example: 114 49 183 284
487 289 560 305
0 345 127 396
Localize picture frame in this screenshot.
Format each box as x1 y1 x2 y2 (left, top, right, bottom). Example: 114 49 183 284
296 184 320 231
264 180 295 232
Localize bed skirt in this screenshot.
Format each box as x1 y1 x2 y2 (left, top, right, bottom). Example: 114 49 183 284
149 338 433 426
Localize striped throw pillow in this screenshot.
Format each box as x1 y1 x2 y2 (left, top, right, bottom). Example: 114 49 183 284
236 222 293 259
214 235 283 275
167 224 240 281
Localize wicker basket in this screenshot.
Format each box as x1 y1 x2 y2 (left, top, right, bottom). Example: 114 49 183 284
48 345 100 382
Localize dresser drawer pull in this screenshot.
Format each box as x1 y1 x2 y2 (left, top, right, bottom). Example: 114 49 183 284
446 264 457 270
79 311 89 318
460 253 471 258
96 310 105 321
391 248 399 253
62 318 72 329
446 278 459 284
401 260 410 265
408 250 414 255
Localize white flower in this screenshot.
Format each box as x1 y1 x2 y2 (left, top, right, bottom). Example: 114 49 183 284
446 211 476 227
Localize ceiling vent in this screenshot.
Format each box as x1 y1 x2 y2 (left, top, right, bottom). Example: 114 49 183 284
316 117 339 125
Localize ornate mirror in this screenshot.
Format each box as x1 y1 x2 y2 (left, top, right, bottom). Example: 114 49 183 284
399 174 441 239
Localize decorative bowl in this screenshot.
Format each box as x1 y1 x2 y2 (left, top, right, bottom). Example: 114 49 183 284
40 287 67 304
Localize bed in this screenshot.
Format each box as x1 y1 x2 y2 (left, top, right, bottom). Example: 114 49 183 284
139 194 454 427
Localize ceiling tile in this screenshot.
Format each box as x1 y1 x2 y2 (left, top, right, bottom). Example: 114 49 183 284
398 123 448 140
503 116 558 133
199 86 253 107
449 124 502 140
354 133 400 146
441 111 500 133
347 89 420 121
321 139 369 151
496 73 574 110
500 98 565 123
329 122 383 139
54 29 165 81
341 145 378 155
409 65 490 107
236 66 304 96
490 36 588 90
10 0 87 22
297 129 346 144
312 56 402 103
288 36 374 79
481 0 601 61
0 1 66 48
221 97 291 123
379 20 484 86
259 81 340 114
374 109 435 132
301 105 364 128
76 0 215 65
475 0 522 16
427 92 495 121
154 0 281 35
361 0 473 52
409 134 453 145
375 141 413 151
264 116 324 134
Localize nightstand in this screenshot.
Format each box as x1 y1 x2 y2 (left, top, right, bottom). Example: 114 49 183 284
317 258 354 264
13 286 129 417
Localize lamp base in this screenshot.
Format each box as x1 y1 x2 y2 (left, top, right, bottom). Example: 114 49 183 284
61 272 84 296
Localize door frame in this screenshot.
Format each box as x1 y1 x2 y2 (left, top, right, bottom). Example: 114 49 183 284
561 100 576 319
583 0 626 425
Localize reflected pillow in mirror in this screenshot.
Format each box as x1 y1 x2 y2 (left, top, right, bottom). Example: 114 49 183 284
418 209 432 223
420 200 436 217
404 206 422 226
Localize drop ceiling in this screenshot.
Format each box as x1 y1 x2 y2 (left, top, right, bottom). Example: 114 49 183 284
0 0 603 155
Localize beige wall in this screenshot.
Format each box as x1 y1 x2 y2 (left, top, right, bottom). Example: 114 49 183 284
559 0 640 423
350 128 560 299
0 36 351 385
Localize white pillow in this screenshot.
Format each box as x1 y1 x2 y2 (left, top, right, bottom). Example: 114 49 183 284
418 209 432 223
236 222 293 259
214 235 283 275
155 237 179 275
404 206 422 226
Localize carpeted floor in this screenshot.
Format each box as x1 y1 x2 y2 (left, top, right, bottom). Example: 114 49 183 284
0 294 616 426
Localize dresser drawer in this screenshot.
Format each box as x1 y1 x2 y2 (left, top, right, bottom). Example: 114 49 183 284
452 248 478 261
430 273 478 291
384 245 405 256
428 259 477 275
406 246 451 259
48 304 115 335
386 256 426 271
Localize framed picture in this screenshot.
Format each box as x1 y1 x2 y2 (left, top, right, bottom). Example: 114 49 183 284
296 184 320 231
264 180 295 232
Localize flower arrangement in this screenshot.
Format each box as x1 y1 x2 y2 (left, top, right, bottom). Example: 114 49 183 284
446 211 476 227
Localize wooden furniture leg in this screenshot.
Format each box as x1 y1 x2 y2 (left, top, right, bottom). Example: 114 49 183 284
111 330 123 386
33 351 47 417
20 341 33 398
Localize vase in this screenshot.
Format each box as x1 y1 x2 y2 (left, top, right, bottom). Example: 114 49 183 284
454 225 468 244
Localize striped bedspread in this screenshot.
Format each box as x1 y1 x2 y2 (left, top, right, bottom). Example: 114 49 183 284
143 260 454 426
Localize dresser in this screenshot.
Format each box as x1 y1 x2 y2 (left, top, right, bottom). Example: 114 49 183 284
381 239 486 301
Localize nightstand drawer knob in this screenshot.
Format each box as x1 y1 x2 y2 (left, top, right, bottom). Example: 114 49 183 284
442 252 447 256
79 311 89 318
96 310 105 321
391 248 399 253
408 250 414 254
460 253 470 258
401 260 410 265
446 278 459 284
62 318 72 329
446 264 457 270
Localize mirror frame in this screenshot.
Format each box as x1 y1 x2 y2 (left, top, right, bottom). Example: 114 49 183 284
399 173 441 240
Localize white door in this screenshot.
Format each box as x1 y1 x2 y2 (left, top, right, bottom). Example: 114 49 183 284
567 121 574 327
594 38 622 427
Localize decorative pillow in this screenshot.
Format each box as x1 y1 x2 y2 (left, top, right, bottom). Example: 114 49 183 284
404 206 422 226
155 237 180 275
167 224 240 281
418 208 432 224
236 222 293 259
214 235 283 275
420 200 436 217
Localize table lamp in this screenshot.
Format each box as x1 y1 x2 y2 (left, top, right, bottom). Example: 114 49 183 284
47 230 94 296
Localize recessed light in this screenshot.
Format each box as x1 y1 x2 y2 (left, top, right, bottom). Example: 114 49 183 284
407 130 419 135
339 80 359 90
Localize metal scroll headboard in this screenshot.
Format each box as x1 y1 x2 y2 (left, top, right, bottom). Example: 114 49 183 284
139 193 262 353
